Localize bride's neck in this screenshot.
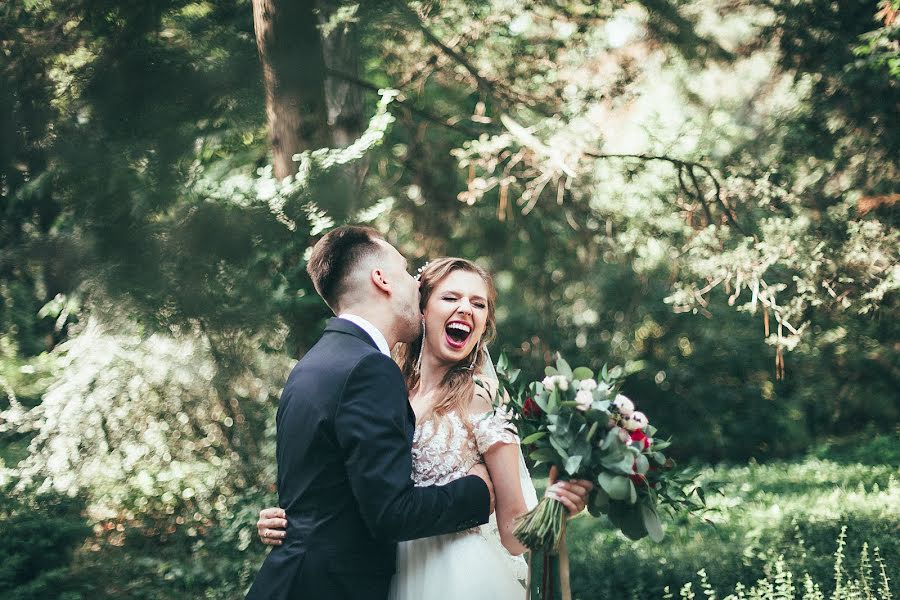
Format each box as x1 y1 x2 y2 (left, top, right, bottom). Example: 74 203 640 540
415 352 452 398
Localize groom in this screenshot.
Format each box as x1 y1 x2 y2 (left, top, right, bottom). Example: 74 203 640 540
245 226 493 600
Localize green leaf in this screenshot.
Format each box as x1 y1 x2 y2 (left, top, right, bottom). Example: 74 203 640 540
628 479 637 504
608 501 647 540
507 369 520 385
598 473 631 501
634 453 650 475
497 353 509 372
529 448 556 463
555 355 574 378
588 488 610 517
564 455 583 475
601 453 635 475
521 431 547 445
533 394 550 413
572 367 594 380
609 366 623 379
641 504 665 542
544 366 559 377
549 435 569 459
652 439 672 451
591 399 611 413
601 427 621 451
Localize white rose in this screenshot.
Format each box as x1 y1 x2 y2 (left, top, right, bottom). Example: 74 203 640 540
613 394 634 416
575 390 593 411
542 376 556 390
630 411 648 430
579 378 598 391
556 377 569 391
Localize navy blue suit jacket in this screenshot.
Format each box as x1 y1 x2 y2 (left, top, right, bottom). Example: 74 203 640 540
245 318 490 600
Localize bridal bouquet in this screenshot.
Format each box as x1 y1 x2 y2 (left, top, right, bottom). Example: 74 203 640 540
492 355 707 555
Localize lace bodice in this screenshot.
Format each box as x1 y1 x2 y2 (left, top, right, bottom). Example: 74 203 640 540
409 406 530 585
410 408 518 487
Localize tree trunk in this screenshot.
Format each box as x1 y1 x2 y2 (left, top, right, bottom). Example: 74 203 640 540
317 1 365 149
252 0 329 180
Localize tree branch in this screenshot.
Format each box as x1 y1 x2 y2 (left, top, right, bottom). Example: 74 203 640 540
586 152 747 235
326 68 488 138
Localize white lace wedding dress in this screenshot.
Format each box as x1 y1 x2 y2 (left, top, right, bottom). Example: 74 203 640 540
388 409 536 600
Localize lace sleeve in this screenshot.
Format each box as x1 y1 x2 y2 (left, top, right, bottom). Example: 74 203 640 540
472 407 519 455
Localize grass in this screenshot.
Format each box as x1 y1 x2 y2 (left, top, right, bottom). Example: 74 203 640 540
563 436 899 599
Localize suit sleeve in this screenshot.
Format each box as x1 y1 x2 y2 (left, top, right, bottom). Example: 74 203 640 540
334 353 490 541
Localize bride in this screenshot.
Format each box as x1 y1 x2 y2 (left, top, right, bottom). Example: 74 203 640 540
257 257 592 599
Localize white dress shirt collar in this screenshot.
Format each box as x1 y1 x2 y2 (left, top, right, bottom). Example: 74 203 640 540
337 313 391 356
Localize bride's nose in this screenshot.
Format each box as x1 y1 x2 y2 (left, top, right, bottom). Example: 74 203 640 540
456 298 473 315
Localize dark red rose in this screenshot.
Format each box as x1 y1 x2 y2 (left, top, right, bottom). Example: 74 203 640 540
522 397 542 419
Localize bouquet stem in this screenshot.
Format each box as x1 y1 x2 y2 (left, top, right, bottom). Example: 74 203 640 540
514 496 567 552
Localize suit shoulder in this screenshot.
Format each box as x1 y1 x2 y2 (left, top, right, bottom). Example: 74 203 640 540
346 351 404 382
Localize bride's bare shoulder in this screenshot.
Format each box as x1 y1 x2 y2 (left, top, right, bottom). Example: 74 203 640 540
470 378 498 413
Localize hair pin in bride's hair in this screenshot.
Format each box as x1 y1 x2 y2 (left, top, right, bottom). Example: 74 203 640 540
415 261 431 281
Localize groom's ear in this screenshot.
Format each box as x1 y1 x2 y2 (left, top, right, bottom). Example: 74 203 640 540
370 268 391 295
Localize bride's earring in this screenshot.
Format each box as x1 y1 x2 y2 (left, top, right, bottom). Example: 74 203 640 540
414 318 425 374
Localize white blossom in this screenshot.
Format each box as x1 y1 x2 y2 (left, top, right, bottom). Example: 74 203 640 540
579 378 598 391
613 394 634 416
575 390 593 411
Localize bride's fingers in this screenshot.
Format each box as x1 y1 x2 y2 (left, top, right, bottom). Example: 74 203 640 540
546 483 582 514
258 517 288 531
559 479 593 499
546 490 577 514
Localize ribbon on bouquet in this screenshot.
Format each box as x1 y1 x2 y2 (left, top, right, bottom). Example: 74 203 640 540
526 520 572 600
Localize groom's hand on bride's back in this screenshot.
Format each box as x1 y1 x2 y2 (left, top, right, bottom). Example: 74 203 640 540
467 463 496 515
256 507 287 546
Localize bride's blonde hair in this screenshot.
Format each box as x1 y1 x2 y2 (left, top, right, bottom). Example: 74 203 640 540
394 258 497 427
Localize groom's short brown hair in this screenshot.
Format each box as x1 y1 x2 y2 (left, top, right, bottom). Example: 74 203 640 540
306 225 385 311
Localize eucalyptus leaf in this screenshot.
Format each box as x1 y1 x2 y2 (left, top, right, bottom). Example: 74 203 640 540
608 501 647 540
601 427 620 451
597 472 631 501
641 504 665 542
549 435 569 459
588 488 610 517
572 366 594 380
545 366 559 377
564 454 583 475
634 453 650 475
529 448 556 463
555 356 573 378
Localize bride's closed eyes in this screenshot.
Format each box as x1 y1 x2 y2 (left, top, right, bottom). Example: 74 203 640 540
441 292 487 309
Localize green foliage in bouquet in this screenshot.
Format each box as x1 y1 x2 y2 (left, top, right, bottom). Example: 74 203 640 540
493 354 710 552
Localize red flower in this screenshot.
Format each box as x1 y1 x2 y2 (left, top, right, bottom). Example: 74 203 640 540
630 429 650 450
522 397 542 419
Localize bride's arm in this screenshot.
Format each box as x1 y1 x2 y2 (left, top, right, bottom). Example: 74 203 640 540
473 386 594 556
482 442 530 555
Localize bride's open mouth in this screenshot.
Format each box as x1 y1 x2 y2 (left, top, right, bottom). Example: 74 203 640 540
443 320 472 350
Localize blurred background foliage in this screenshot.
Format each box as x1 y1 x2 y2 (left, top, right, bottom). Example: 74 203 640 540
1 0 897 598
